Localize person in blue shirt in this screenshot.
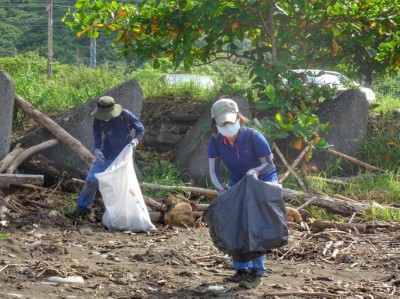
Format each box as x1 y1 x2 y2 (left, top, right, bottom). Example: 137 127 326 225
208 98 278 289
66 96 145 220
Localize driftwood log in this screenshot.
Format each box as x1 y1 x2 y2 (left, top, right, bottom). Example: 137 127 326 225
327 148 383 172
139 182 369 215
0 174 44 188
0 143 25 173
310 220 368 233
281 188 369 216
139 182 400 217
10 174 392 218
310 220 400 233
5 139 60 174
18 154 88 192
14 93 95 166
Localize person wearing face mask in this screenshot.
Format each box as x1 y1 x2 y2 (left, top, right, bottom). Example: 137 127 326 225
65 96 145 220
207 98 278 289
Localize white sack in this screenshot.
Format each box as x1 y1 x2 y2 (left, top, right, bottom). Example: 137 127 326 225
95 145 155 232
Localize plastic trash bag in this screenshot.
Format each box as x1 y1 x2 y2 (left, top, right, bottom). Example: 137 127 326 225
203 174 288 262
95 145 155 232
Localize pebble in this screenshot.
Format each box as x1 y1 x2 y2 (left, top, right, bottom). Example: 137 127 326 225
47 275 85 284
208 285 225 293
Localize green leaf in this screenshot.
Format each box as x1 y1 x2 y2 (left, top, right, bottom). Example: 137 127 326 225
153 59 161 69
264 84 275 101
314 137 331 150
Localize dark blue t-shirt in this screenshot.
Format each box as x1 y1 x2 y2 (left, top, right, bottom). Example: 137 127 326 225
208 127 277 186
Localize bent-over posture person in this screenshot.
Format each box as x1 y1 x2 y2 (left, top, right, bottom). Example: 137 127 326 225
208 98 278 289
65 96 145 219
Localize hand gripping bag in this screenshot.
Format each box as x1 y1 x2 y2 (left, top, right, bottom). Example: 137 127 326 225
95 145 156 232
203 174 288 262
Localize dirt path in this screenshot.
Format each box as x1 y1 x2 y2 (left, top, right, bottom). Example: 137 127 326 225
0 212 399 299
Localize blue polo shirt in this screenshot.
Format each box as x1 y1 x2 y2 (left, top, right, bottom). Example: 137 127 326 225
93 109 145 160
208 127 277 186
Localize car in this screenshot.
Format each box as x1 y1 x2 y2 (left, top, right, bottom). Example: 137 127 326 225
159 73 216 89
292 69 376 103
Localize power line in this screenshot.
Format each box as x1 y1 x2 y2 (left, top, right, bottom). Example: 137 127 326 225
0 4 72 8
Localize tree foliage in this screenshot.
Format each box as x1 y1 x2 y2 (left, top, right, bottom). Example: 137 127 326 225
64 0 399 73
0 0 124 65
60 0 398 152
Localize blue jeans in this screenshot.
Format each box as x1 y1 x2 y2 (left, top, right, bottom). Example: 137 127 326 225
233 255 266 276
77 159 114 214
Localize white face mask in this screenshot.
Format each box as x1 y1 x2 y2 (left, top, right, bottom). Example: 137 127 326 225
217 121 240 137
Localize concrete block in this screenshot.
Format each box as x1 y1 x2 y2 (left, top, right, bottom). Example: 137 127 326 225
173 96 251 187
0 71 15 160
14 79 144 172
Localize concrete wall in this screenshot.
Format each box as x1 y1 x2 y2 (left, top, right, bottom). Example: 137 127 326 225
313 89 369 173
274 89 369 174
14 79 144 172
0 71 15 160
173 90 369 186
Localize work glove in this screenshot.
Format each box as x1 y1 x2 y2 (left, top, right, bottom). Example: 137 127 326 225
130 138 139 148
94 149 105 165
246 168 259 178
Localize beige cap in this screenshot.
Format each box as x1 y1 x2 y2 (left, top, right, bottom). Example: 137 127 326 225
211 98 239 126
91 96 122 121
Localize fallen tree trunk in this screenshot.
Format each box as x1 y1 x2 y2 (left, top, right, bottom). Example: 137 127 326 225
282 188 368 215
139 182 370 216
0 143 24 173
310 220 368 233
310 220 400 233
14 94 95 166
5 139 60 174
143 195 166 211
20 154 87 192
26 177 396 216
0 174 44 188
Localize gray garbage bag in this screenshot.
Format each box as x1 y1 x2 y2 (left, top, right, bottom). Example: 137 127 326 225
203 174 288 262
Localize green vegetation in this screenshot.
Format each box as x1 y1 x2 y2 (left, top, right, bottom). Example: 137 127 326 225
64 0 400 161
1 53 247 129
1 1 398 224
2 54 400 221
140 161 185 198
0 0 123 66
363 205 400 222
363 117 400 172
0 53 128 130
58 193 81 216
0 233 9 239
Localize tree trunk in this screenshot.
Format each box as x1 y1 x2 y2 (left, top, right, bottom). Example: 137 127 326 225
282 188 368 215
310 220 368 233
0 143 24 173
0 174 44 188
5 139 59 174
138 182 373 216
14 94 95 166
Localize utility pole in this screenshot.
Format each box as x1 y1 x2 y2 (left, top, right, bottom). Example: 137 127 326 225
90 38 96 68
47 0 53 80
